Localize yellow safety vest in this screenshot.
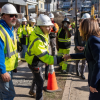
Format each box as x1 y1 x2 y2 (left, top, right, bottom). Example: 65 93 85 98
17 25 32 45
58 28 71 49
0 25 18 71
25 26 54 65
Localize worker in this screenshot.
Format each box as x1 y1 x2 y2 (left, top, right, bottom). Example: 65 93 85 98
74 13 90 79
0 3 18 99
25 14 64 100
17 17 32 60
49 12 59 56
56 18 71 73
29 18 36 28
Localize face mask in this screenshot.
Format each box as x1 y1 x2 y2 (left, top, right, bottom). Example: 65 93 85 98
64 22 67 26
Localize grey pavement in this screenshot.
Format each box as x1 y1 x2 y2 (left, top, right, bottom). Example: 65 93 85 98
13 35 90 100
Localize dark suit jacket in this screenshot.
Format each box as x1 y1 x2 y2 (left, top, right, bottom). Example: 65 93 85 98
71 35 100 89
74 26 86 52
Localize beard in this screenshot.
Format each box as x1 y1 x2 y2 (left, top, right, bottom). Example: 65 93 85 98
10 20 17 26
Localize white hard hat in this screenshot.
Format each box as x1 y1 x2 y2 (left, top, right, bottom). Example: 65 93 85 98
22 17 27 22
49 13 54 18
30 18 36 23
37 14 53 26
81 13 90 19
1 3 18 15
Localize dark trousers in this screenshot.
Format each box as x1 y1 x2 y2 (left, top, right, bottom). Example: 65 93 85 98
50 38 56 56
76 60 87 75
28 65 44 100
75 51 87 75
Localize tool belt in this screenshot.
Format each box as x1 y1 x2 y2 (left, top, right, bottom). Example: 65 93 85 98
31 56 44 67
49 32 56 38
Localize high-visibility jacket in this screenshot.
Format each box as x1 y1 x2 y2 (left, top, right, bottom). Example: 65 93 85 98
25 26 54 65
49 23 59 38
69 24 72 31
57 28 71 49
0 25 18 71
71 22 75 29
51 23 59 33
17 25 32 45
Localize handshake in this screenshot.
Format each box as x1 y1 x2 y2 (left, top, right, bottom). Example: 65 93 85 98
62 54 71 61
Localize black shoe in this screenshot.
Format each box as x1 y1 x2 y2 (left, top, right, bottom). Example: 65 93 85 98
81 74 85 80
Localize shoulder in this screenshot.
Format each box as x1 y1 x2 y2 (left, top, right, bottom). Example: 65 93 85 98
88 35 100 43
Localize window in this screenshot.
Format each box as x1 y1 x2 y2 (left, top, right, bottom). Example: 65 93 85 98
41 3 43 8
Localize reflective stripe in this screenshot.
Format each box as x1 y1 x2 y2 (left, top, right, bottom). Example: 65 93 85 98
37 51 49 58
27 38 41 55
0 27 16 58
5 50 17 57
58 38 70 42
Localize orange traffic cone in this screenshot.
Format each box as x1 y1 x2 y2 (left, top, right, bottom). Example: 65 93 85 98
46 65 62 92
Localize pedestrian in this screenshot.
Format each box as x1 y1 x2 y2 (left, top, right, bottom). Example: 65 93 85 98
74 13 90 79
49 12 59 56
0 3 18 100
56 18 71 73
17 17 32 60
25 14 64 100
63 18 100 100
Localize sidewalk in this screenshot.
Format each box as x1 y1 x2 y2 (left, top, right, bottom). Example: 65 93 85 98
62 35 89 100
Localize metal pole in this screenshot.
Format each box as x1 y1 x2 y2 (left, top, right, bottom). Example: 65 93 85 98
75 0 77 32
98 0 100 17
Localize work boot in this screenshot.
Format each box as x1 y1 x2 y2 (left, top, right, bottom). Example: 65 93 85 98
61 70 66 74
29 91 36 98
81 74 85 80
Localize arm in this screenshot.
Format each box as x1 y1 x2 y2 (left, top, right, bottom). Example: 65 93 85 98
0 38 11 82
56 35 59 51
89 37 100 88
33 39 63 65
74 27 79 46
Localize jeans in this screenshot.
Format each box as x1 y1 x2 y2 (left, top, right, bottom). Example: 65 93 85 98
0 71 15 100
22 44 28 58
28 65 44 100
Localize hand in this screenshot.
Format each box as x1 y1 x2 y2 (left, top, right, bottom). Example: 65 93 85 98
63 54 71 61
77 46 84 51
64 26 69 32
26 35 29 37
90 86 98 93
1 72 11 82
45 63 48 66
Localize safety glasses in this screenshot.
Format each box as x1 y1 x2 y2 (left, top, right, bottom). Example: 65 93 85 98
9 14 18 18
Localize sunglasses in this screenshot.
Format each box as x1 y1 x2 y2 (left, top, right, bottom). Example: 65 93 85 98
9 14 18 18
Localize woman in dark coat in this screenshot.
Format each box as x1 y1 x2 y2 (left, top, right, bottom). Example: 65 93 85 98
63 18 100 100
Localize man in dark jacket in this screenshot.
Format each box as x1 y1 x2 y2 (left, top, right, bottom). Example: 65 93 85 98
74 19 86 79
